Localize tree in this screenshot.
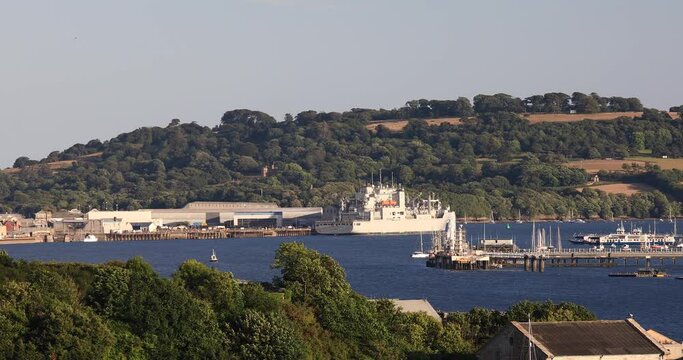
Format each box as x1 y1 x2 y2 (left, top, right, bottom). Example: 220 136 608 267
13 156 36 168
173 259 245 323
571 92 601 113
272 242 351 304
235 310 306 360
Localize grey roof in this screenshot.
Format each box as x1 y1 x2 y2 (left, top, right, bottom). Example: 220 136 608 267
390 299 441 322
512 320 665 356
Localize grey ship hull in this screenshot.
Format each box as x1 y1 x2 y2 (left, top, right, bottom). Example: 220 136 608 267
315 215 451 235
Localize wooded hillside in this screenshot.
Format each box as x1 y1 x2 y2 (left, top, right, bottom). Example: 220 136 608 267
2 92 683 219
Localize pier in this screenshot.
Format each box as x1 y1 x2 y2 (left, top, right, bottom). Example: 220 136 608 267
47 227 312 242
97 227 311 241
428 247 683 272
486 248 683 272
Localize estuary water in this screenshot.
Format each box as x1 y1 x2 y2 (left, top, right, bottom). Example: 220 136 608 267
2 220 682 340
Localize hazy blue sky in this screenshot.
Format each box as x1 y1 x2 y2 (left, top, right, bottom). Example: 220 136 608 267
1 0 682 167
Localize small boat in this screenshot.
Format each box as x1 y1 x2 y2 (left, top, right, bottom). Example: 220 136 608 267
609 268 667 278
515 209 523 224
209 249 218 263
83 234 98 242
411 233 429 259
676 277 683 280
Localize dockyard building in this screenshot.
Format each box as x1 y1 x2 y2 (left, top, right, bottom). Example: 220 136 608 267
477 318 677 360
78 202 322 233
145 202 322 228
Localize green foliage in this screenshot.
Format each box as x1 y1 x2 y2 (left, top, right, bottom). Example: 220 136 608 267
506 300 596 322
0 246 602 359
272 242 351 304
173 259 245 323
234 310 306 360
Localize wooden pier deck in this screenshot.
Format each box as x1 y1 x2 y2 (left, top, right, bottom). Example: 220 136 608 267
429 248 683 272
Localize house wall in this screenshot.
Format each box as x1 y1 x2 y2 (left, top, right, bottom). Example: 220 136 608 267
478 325 549 360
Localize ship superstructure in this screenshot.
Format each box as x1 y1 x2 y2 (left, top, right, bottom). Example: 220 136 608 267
315 183 452 235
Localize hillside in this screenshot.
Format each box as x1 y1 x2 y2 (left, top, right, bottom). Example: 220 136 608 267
1 92 683 220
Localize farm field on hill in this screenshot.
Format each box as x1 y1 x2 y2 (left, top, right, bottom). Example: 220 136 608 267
566 157 683 173
2 152 103 174
365 111 680 131
582 182 654 195
626 156 683 170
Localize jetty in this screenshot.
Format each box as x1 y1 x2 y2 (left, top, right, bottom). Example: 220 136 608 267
484 248 683 272
425 215 683 272
80 227 312 241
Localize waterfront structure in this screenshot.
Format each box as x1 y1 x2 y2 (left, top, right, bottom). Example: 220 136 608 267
146 202 322 228
478 239 516 252
83 202 321 231
315 183 452 235
0 224 6 239
477 318 672 360
427 213 493 270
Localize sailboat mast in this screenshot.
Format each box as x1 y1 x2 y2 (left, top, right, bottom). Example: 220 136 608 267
531 221 536 252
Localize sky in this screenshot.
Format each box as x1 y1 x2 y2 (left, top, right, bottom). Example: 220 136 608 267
1 0 682 167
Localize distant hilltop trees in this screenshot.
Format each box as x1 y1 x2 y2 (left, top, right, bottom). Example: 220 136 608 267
348 92 646 122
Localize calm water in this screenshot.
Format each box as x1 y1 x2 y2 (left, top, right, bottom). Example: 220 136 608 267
2 220 682 340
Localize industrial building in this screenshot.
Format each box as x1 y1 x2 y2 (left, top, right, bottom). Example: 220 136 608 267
79 202 322 233
145 201 322 228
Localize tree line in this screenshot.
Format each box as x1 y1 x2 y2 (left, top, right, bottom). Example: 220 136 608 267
354 92 645 122
0 244 595 359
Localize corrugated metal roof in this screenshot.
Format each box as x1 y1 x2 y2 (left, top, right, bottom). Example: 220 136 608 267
513 320 664 356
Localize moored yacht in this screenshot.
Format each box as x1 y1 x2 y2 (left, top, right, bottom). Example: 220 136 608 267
572 222 675 247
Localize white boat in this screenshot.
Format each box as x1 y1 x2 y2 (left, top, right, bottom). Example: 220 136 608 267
515 209 523 224
411 233 429 258
573 222 675 247
315 181 452 235
598 223 675 246
209 249 218 263
83 234 98 242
